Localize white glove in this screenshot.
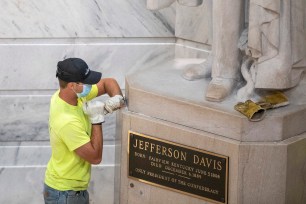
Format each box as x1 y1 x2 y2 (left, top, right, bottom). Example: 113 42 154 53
104 95 124 114
83 101 105 124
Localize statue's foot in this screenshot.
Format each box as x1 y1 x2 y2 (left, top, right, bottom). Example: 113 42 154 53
182 60 212 81
205 78 235 102
177 0 203 7
147 0 176 10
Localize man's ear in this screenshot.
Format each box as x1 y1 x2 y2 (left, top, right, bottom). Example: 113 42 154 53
67 82 75 89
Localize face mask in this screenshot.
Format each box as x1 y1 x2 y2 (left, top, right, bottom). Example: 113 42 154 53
76 84 92 98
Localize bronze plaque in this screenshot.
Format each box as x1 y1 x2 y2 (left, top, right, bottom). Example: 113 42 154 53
128 131 229 204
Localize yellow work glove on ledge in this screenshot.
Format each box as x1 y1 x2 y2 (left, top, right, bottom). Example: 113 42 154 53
234 100 266 122
235 92 289 122
257 91 289 110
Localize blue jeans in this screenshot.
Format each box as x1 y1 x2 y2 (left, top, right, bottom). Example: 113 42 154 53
43 184 89 204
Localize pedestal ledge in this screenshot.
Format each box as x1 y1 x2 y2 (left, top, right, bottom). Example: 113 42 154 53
125 60 306 142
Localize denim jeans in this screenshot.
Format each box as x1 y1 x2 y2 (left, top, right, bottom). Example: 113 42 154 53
43 184 89 204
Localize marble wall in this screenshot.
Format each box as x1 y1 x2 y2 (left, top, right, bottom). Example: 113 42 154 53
0 141 116 204
0 0 176 203
0 0 175 38
0 41 175 91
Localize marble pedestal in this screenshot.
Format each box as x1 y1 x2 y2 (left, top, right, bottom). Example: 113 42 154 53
117 60 306 204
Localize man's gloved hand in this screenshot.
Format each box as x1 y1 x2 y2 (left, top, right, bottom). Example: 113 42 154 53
83 101 105 124
104 95 124 114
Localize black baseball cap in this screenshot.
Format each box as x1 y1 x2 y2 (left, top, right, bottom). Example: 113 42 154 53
56 58 102 84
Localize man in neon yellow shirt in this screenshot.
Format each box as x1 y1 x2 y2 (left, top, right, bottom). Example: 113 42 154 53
44 58 124 204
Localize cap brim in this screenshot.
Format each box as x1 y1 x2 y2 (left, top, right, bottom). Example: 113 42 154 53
82 70 102 84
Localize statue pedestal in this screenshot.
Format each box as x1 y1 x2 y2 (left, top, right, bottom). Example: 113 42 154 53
117 60 306 204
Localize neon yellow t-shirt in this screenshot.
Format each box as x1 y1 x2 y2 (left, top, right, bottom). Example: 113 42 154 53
45 85 98 191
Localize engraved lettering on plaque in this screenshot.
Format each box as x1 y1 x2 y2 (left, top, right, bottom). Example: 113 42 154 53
128 131 229 204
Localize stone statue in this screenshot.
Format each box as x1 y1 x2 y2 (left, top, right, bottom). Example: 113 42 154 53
147 0 306 102
146 0 176 10
182 0 244 102
147 0 202 10
237 0 306 101
182 0 306 102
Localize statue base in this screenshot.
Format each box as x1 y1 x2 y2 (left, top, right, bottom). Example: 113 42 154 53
116 60 306 204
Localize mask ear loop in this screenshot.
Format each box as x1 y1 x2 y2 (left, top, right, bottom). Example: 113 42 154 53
76 84 92 101
70 83 79 98
71 84 87 104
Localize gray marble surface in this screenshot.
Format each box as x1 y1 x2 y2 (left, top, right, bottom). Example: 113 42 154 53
0 93 118 142
0 40 175 90
0 141 116 204
0 141 115 166
0 0 175 38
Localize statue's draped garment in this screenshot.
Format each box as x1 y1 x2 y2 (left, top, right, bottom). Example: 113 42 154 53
248 0 306 88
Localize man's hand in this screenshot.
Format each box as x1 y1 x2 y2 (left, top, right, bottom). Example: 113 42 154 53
83 101 105 124
104 95 124 114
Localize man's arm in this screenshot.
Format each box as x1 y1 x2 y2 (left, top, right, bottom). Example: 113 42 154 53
74 79 123 163
75 101 105 164
96 78 124 114
75 124 103 164
96 78 122 97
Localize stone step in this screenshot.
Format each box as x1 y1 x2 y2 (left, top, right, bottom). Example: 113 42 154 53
0 141 118 204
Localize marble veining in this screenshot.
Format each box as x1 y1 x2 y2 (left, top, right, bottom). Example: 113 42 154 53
0 94 118 142
0 142 115 166
0 0 175 38
0 141 116 203
0 42 174 90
